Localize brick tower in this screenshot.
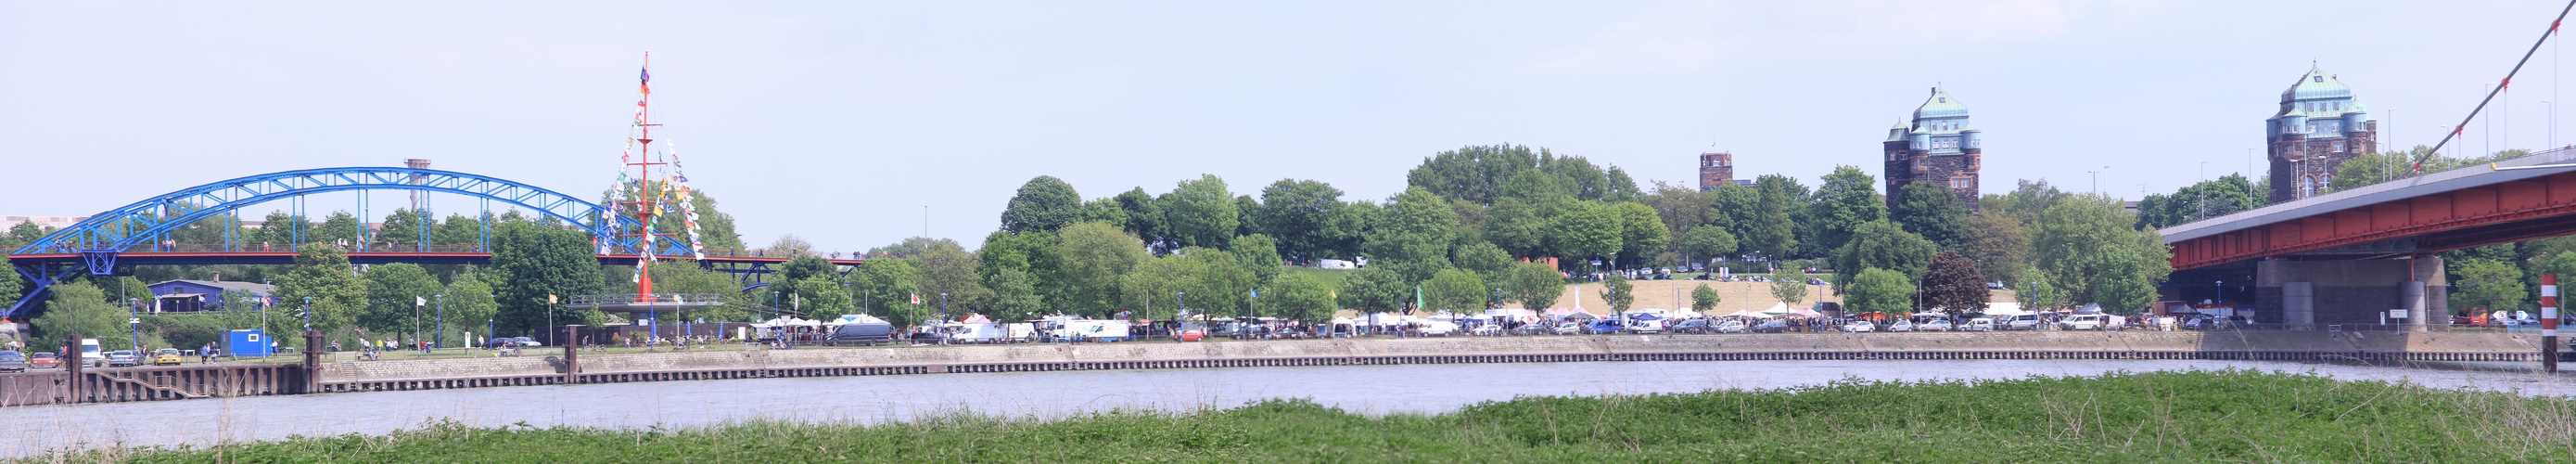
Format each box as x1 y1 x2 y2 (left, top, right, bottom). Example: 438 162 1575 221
2267 65 2377 202
1697 152 1734 191
1884 86 1983 211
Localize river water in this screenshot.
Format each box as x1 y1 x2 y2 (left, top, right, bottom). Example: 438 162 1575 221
5 359 2571 456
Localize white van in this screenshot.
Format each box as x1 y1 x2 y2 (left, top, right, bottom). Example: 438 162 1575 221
2058 315 2108 330
1414 319 1460 336
2004 314 2044 330
79 339 102 367
1963 317 1996 332
1622 318 1664 334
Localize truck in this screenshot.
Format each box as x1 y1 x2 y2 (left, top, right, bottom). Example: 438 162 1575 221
79 339 102 367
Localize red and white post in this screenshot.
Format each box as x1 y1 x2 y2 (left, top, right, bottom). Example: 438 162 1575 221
2544 274 2558 373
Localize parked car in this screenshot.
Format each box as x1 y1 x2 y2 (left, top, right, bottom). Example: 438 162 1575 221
1884 320 1914 332
1713 319 1750 333
1621 318 1664 334
1470 324 1504 336
1587 320 1624 334
1753 320 1791 333
1840 320 1875 332
2058 315 2108 330
1919 319 1954 331
105 350 140 367
0 351 24 372
1172 329 1205 342
28 352 58 368
1552 322 1585 335
1964 317 1996 331
152 348 183 366
823 323 894 346
1667 319 1713 334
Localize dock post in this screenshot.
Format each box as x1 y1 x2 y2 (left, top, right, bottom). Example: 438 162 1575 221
63 334 83 404
563 325 581 384
303 329 323 393
2544 275 2558 373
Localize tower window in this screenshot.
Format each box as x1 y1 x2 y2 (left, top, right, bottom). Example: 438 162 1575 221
2331 141 2345 153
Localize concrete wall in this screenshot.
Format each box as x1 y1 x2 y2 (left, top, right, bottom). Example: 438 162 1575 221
320 331 2548 383
2255 258 2448 325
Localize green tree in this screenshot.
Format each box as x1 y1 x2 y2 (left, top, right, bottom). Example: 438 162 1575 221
2136 174 2263 229
1052 221 1149 317
1482 197 1548 258
1339 266 1410 314
360 263 441 335
29 282 128 352
1266 272 1335 323
1121 254 1204 319
442 271 501 339
314 211 364 246
1769 268 1808 306
1185 248 1256 318
376 209 435 248
1843 268 1915 317
1830 220 1936 292
1981 179 2073 226
489 221 606 335
273 245 369 332
984 268 1044 322
1546 200 1622 266
848 258 921 323
1000 175 1084 235
2020 268 2072 312
1598 274 1635 312
2450 259 2527 313
1676 226 1739 265
1690 283 1720 313
912 240 990 316
1159 174 1240 251
1450 240 1513 277
1963 213 2030 286
1744 174 1801 259
1640 182 1713 244
0 258 19 314
1424 268 1489 313
1613 201 1671 266
788 275 852 318
1889 180 1970 251
1919 251 1989 314
1254 179 1352 262
2031 194 2174 313
1406 144 1543 205
774 255 837 300
631 262 747 324
1367 187 1461 283
1801 166 1884 257
1504 262 1565 310
1232 234 1285 286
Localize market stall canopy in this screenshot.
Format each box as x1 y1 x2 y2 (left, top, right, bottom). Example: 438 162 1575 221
826 315 886 326
962 314 993 324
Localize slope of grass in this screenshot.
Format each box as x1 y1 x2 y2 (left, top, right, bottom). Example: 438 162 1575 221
35 369 2576 463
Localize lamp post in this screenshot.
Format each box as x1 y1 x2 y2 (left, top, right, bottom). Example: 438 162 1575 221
938 293 949 321
300 296 312 331
434 294 445 350
1178 291 1186 321
126 298 140 352
2086 166 2108 194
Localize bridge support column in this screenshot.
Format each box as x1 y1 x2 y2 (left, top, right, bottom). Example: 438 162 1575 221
2255 257 2446 326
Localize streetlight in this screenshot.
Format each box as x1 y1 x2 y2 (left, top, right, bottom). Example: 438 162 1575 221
1177 291 1186 320
938 293 949 321
126 298 140 351
433 294 444 351
2086 166 2109 195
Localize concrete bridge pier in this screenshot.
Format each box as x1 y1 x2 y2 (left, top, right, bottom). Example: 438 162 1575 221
2255 257 2446 327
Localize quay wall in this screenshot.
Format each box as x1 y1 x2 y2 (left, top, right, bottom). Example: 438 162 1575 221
320 330 2552 384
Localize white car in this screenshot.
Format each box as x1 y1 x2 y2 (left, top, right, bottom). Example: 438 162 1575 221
2058 315 2107 330
1622 319 1664 334
1885 320 1914 332
1551 322 1583 335
1713 319 1750 334
1919 319 1953 331
1470 324 1503 336
1964 317 1996 331
1840 320 1875 332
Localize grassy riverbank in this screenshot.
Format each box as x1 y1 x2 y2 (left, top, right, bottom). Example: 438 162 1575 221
34 369 2576 463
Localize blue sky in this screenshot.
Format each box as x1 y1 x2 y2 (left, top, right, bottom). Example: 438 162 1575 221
2 1 2569 252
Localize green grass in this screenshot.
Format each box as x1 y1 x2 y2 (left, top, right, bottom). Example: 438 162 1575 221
31 369 2576 463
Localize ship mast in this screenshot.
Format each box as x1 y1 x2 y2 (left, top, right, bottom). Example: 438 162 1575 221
622 52 667 302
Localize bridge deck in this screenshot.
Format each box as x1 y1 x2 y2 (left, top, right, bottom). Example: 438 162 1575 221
2161 147 2576 269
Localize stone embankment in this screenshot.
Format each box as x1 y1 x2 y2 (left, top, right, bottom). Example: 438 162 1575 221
311 330 2557 393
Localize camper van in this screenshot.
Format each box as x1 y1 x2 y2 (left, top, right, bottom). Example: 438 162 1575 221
947 322 1013 343
1040 317 1131 342
2058 315 2108 330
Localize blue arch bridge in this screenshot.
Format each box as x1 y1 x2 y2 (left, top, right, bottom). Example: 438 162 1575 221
6 166 862 319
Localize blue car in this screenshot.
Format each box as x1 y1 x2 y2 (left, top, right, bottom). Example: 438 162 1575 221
1587 320 1624 334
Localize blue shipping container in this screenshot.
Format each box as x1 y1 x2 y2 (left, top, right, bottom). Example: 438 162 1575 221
225 329 273 357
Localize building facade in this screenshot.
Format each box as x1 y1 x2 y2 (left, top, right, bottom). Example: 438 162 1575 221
1884 87 1983 210
1697 152 1735 191
2267 65 2377 202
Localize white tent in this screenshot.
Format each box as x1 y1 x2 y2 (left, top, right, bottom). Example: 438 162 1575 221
1758 302 1791 316
1983 303 2031 316
1720 309 1770 318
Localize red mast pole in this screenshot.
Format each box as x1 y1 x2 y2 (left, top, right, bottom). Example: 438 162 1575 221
625 52 667 302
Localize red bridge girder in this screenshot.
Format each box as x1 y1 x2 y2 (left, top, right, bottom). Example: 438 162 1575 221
2168 172 2576 270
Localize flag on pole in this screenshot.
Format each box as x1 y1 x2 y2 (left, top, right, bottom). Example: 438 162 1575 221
415 297 427 306
640 67 651 95
910 293 922 304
